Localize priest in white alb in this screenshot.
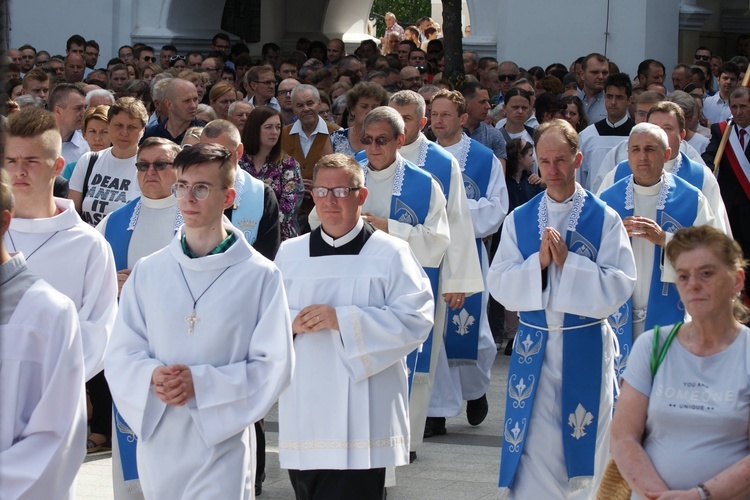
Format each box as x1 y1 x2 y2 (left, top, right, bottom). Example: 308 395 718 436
599 123 720 377
276 153 434 499
105 143 294 499
388 90 484 453
488 120 636 499
0 168 88 500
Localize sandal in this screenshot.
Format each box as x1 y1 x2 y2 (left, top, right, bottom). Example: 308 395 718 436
87 435 111 454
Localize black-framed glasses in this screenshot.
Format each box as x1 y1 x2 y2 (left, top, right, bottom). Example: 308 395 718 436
135 161 173 172
170 55 186 62
498 74 518 82
143 56 156 62
277 89 293 96
172 182 224 200
694 54 711 61
311 186 362 198
361 135 395 146
254 79 276 86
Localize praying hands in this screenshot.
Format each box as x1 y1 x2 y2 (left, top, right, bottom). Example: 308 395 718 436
539 227 568 270
152 365 195 406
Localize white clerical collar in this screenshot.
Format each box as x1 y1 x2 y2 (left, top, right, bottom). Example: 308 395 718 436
400 135 422 156
632 175 664 195
606 115 629 128
141 195 179 209
290 115 329 138
320 218 364 247
664 155 678 172
367 156 400 179
9 197 81 234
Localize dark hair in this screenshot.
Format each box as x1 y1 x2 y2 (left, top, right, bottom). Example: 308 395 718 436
48 82 85 110
505 138 534 179
535 93 564 124
85 40 100 51
720 61 740 79
604 72 633 98
212 33 231 45
637 59 665 79
504 87 532 104
173 142 235 187
134 46 155 60
561 94 588 132
241 107 284 164
66 34 85 51
262 42 281 57
458 82 486 100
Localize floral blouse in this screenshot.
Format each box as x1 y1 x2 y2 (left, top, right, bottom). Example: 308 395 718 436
239 153 304 240
330 128 362 157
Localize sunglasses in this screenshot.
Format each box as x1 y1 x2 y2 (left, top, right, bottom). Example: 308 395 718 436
361 135 395 146
170 55 186 61
142 56 156 62
135 161 173 172
498 74 519 82
694 55 711 61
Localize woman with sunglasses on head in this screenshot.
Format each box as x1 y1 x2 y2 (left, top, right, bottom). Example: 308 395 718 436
240 107 304 240
69 97 146 226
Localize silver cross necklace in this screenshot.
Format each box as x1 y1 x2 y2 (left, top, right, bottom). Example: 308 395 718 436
177 264 232 334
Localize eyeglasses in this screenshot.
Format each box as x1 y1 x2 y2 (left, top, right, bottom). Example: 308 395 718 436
361 135 396 146
172 182 225 200
498 74 519 82
214 45 230 51
135 161 173 172
254 79 276 86
277 89 293 96
143 56 156 62
694 54 711 61
311 186 362 198
170 55 186 62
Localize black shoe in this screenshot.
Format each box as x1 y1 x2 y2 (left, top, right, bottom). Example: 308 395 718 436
504 340 514 356
467 394 489 426
409 451 417 463
423 417 447 438
255 471 265 496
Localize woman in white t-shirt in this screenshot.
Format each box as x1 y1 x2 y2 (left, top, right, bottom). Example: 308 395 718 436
69 97 146 226
611 226 750 500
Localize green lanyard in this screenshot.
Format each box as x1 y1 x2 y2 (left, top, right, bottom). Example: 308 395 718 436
650 322 683 378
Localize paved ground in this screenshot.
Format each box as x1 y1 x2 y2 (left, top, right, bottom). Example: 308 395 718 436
77 345 511 499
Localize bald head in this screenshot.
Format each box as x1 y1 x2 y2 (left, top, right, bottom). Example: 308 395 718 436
64 53 85 83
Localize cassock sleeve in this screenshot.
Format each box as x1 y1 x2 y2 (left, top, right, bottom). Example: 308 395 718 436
440 161 484 294
555 207 637 318
0 290 87 499
104 264 166 441
188 267 294 446
334 242 434 383
252 185 282 260
467 155 508 239
80 235 119 381
701 124 722 169
387 179 451 268
661 193 719 283
487 212 548 311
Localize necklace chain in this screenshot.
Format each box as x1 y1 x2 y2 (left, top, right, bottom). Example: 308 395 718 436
177 263 232 334
8 230 61 260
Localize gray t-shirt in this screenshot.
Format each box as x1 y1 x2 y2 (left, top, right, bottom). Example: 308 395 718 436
623 324 750 495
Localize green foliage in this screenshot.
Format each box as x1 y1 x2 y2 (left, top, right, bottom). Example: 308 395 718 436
370 0 431 39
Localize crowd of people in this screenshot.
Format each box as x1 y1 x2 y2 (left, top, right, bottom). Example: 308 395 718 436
1 16 749 500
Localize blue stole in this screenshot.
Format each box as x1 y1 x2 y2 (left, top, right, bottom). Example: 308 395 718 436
232 170 265 245
499 188 606 495
104 196 182 493
412 139 453 200
444 137 492 365
599 173 698 380
613 152 704 192
359 154 438 389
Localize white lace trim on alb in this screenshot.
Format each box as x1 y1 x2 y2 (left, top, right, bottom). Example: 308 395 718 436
537 186 586 239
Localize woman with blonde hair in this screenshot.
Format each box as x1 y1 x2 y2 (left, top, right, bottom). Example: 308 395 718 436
208 81 237 120
62 105 111 180
611 225 750 500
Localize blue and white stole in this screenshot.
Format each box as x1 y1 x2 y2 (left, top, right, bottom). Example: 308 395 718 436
498 187 606 497
444 135 491 365
103 196 181 493
359 153 438 389
599 172 698 379
613 151 704 193
231 170 265 245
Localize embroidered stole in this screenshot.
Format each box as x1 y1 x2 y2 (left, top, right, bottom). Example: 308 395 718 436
719 121 750 200
231 170 265 245
359 155 438 389
600 173 698 380
444 136 491 365
498 188 606 497
613 152 704 192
